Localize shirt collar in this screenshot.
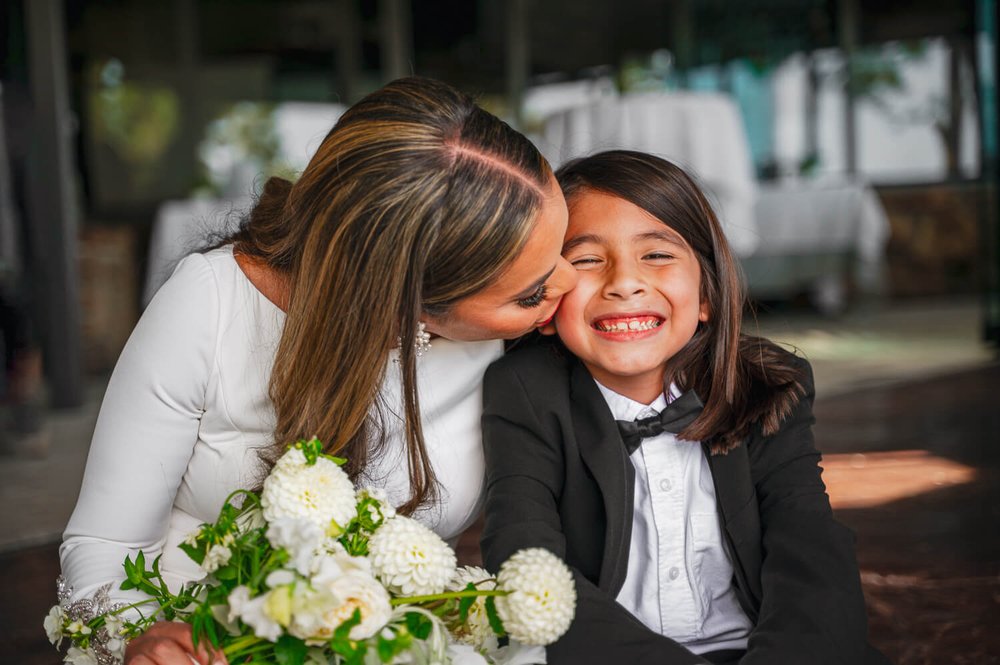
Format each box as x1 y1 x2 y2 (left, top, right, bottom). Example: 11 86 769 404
594 379 682 421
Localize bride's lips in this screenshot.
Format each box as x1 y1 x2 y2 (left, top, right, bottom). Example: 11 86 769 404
590 312 664 340
536 297 564 328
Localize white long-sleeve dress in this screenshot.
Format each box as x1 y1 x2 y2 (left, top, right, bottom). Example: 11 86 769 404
60 245 502 608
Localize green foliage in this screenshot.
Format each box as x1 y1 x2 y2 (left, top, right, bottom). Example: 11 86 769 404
485 597 506 637
458 583 478 622
52 440 527 664
274 634 308 665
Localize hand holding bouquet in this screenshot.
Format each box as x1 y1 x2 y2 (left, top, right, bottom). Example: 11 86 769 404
47 438 576 664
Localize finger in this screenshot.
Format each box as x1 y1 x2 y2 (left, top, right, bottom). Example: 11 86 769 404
124 637 194 664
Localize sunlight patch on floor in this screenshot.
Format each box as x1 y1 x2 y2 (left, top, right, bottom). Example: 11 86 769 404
822 450 977 509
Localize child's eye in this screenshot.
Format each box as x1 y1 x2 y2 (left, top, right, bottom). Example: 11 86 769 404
569 257 602 268
644 252 675 261
515 284 548 309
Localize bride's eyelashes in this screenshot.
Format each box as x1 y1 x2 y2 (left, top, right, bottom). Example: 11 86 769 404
516 284 549 309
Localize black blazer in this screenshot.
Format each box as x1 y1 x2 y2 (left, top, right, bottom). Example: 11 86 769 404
480 343 890 665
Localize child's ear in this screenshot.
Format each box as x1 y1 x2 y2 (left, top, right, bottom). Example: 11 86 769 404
699 300 710 323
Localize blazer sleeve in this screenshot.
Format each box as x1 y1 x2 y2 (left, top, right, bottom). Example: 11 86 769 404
480 359 710 665
744 359 887 665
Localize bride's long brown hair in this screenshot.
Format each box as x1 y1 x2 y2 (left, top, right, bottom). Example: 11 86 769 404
220 77 552 514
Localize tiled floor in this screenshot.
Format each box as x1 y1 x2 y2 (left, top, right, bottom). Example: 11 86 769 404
2 298 998 663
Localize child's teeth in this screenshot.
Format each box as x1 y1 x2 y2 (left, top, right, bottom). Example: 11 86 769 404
596 318 660 332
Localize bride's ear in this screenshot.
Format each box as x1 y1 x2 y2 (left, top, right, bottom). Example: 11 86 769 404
538 320 558 336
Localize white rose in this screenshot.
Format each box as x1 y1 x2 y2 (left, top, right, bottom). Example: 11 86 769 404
304 569 393 642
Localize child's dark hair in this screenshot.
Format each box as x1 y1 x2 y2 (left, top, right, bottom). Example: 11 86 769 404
555 150 805 453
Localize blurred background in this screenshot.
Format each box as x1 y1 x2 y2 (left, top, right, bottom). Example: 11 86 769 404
1 1 998 663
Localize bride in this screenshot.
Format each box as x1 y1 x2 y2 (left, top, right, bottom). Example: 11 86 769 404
59 76 577 664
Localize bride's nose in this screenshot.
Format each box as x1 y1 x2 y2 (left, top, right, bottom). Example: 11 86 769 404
548 257 578 298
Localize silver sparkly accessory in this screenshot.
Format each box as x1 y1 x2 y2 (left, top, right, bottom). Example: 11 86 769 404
395 321 432 362
55 575 129 664
413 321 432 357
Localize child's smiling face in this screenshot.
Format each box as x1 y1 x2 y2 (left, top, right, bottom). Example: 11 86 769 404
548 189 708 403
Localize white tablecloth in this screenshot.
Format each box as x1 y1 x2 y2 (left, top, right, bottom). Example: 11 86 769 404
143 197 251 307
537 91 760 257
751 176 890 293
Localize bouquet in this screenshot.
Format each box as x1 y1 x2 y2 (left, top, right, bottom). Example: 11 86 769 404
46 438 576 664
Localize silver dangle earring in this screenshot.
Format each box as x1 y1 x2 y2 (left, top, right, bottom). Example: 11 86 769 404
413 321 432 357
396 321 432 362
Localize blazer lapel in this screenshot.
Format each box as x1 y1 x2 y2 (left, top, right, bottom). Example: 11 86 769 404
568 360 635 595
704 440 763 614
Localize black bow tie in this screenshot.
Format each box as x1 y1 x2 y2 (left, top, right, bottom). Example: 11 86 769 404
616 390 704 454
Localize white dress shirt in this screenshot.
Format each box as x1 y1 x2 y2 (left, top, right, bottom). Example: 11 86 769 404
595 381 752 654
61 245 502 607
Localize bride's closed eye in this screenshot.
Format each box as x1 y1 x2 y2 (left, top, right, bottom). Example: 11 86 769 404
516 284 549 309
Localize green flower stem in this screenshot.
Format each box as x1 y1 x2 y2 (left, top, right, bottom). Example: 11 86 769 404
390 589 508 606
222 634 266 657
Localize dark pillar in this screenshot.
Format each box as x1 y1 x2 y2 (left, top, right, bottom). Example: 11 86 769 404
506 0 529 129
24 0 83 408
380 0 413 82
838 0 859 175
336 0 363 103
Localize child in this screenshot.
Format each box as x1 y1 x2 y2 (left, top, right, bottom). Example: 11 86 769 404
480 151 889 665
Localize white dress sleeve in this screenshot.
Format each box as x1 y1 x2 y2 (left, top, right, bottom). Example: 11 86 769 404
60 252 220 607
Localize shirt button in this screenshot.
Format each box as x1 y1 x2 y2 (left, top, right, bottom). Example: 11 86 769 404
659 478 672 492
668 567 680 581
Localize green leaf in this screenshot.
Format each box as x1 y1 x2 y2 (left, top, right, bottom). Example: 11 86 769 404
178 541 204 564
214 565 237 580
333 608 362 641
295 437 323 465
324 454 348 466
274 634 308 665
485 596 506 637
405 611 433 640
122 555 141 586
190 613 203 649
458 583 477 622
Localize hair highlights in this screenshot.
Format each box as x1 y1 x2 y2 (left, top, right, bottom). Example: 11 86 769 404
226 77 551 512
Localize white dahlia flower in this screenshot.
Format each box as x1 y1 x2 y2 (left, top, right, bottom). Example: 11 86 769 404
447 566 499 651
367 515 456 596
261 447 356 536
494 548 576 646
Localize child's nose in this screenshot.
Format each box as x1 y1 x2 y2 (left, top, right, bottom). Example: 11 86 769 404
603 263 646 299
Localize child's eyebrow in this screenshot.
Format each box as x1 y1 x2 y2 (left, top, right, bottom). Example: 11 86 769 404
635 230 688 247
562 233 603 253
